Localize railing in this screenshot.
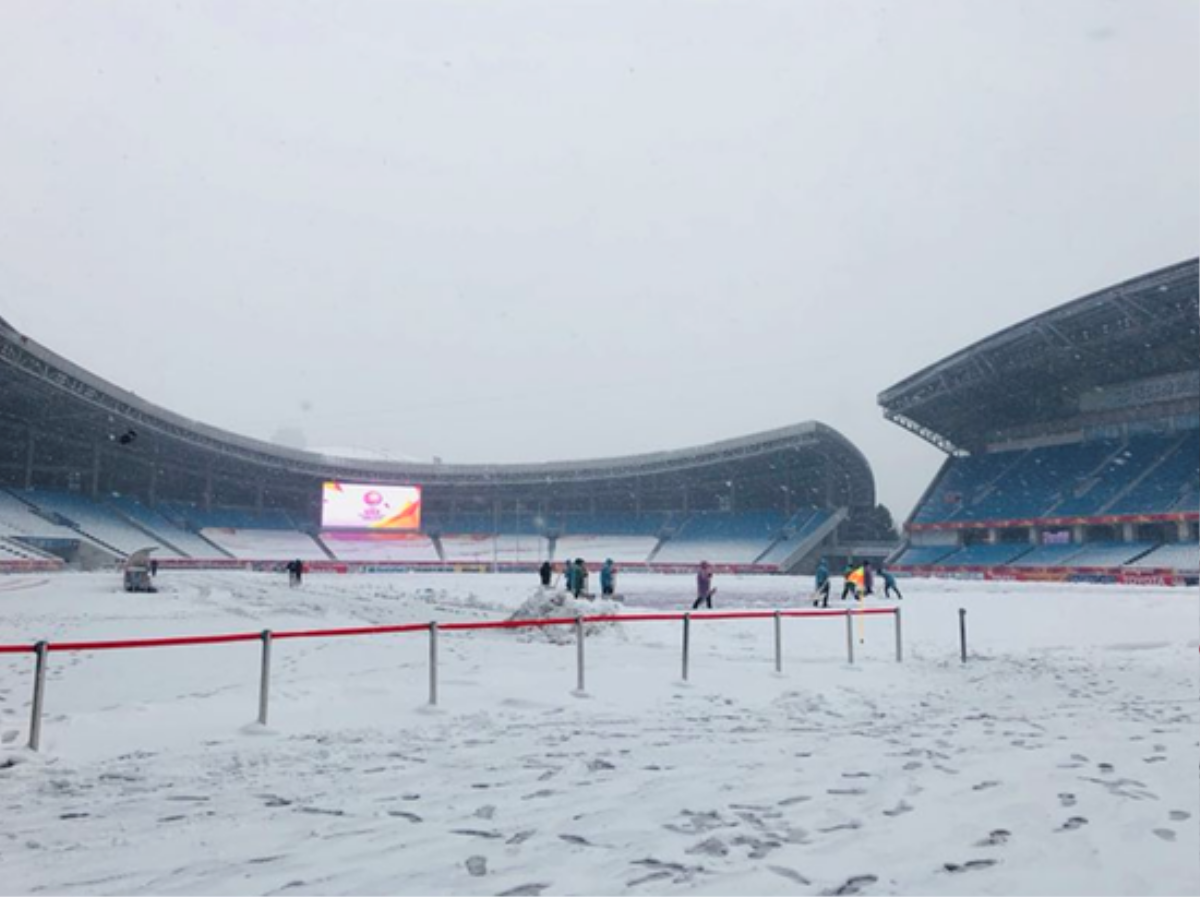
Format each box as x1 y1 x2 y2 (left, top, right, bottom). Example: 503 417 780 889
0 606 901 753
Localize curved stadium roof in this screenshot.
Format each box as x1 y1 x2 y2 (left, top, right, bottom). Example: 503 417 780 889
878 259 1200 454
0 318 875 508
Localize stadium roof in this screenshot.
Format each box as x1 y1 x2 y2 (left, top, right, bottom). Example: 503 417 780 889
878 259 1200 454
0 318 875 506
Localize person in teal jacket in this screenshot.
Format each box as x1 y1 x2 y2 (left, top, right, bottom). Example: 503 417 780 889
880 566 903 600
814 558 831 607
600 559 616 597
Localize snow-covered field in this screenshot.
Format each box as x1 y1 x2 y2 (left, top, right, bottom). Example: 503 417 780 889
0 571 1196 896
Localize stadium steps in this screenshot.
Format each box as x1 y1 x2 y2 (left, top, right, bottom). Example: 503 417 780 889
0 535 62 563
314 535 338 561
758 508 847 571
1122 543 1166 566
3 489 124 560
1043 439 1131 515
1096 433 1190 516
193 529 236 559
967 449 1032 509
107 505 192 558
645 536 667 563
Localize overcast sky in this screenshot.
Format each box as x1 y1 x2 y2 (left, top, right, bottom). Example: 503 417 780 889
1 0 1196 520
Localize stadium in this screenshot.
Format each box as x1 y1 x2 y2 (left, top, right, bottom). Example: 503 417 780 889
0 314 891 576
881 258 1200 586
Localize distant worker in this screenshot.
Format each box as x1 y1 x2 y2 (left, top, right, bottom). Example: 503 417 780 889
149 558 159 578
840 561 857 601
863 560 874 596
846 564 866 602
573 558 589 598
293 558 305 587
814 557 830 607
692 560 715 610
563 560 575 593
880 566 903 600
539 560 552 587
600 558 616 597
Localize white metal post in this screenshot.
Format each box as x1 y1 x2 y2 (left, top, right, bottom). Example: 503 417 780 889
845 610 855 664
575 617 585 693
894 607 903 663
429 622 439 705
28 641 47 752
774 610 782 673
682 613 691 681
258 630 272 725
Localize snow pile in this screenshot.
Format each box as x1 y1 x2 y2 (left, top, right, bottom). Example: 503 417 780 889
506 588 625 643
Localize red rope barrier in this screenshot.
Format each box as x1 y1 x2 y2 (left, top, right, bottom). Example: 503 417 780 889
272 623 429 641
48 632 263 652
0 606 897 653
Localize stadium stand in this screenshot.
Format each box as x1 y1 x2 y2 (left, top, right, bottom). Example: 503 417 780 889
1129 541 1199 570
753 508 840 563
1060 541 1159 568
890 544 960 566
107 496 231 560
0 489 89 541
881 259 1199 581
936 543 1033 567
20 490 182 557
200 528 327 561
319 531 441 563
652 511 788 565
0 308 891 572
552 534 657 564
1008 543 1085 567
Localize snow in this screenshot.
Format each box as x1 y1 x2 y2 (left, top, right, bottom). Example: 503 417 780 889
0 571 1196 896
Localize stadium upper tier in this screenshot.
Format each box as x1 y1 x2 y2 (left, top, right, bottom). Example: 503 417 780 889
878 260 1199 454
910 430 1199 528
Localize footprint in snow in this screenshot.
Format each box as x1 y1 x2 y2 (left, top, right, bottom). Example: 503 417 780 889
497 885 550 896
1169 810 1191 822
882 801 913 817
465 856 487 877
825 873 878 895
767 866 810 885
944 859 998 873
1152 828 1176 842
818 821 863 834
1058 793 1077 808
975 829 1011 847
686 836 728 857
558 834 599 847
972 780 1001 791
778 795 812 806
828 788 867 796
387 811 422 823
1058 817 1088 832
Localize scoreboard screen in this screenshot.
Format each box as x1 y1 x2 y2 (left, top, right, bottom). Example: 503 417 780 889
321 482 422 530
